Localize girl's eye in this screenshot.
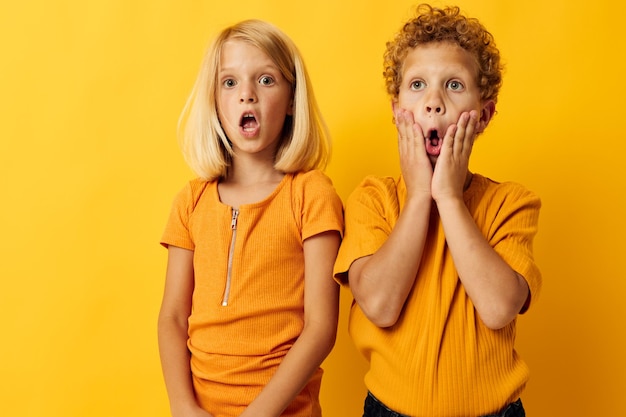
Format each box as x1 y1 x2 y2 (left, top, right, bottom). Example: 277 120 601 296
259 76 274 86
410 80 425 90
447 80 464 91
223 79 236 88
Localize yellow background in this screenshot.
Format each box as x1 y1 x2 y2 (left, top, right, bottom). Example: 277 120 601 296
1 0 624 415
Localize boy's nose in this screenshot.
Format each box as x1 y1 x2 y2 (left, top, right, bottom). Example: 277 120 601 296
424 91 445 115
426 105 443 114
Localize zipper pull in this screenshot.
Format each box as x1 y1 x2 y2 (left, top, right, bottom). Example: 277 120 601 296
231 209 239 230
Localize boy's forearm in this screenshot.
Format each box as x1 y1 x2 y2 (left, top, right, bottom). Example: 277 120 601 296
435 197 529 329
350 194 431 327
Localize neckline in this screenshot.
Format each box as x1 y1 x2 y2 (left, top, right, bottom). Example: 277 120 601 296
214 172 291 210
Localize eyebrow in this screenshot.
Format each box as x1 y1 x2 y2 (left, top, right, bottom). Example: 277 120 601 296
218 64 281 74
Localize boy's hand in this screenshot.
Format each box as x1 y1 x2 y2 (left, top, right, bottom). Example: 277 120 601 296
432 110 478 203
394 107 433 200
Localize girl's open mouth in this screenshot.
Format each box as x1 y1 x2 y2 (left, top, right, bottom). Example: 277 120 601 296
240 112 258 132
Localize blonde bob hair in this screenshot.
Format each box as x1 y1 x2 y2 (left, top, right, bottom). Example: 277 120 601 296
178 19 330 180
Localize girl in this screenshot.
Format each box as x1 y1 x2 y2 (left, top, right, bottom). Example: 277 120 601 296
158 20 343 417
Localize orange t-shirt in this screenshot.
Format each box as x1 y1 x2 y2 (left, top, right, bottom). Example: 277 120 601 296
334 173 542 416
162 170 343 417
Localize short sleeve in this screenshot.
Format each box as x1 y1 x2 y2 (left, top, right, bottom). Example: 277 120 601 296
484 183 542 312
333 176 400 285
160 179 209 250
296 170 344 242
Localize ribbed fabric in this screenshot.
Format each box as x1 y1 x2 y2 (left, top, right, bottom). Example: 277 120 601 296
334 173 541 417
162 170 344 417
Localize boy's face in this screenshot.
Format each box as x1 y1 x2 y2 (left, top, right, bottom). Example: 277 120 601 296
395 41 494 165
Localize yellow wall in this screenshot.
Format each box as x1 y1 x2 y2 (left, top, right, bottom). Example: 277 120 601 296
1 0 624 415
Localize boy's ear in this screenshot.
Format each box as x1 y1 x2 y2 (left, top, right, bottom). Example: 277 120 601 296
391 99 398 123
477 100 496 133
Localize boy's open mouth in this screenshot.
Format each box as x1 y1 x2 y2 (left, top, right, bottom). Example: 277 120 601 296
426 129 442 156
428 129 440 146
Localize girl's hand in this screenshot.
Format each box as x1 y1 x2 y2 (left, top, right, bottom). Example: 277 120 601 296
172 406 213 417
394 107 433 200
432 110 478 203
172 404 215 417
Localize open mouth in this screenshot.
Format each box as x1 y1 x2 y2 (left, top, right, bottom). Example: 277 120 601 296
427 129 441 146
240 112 258 132
425 129 442 156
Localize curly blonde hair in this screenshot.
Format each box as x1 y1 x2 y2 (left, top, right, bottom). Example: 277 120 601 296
384 4 502 103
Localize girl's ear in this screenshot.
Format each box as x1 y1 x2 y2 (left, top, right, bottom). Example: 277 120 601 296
477 100 496 133
287 98 294 116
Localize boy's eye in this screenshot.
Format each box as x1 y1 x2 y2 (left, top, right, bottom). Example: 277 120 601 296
410 80 425 90
447 80 464 91
259 76 275 86
223 79 236 88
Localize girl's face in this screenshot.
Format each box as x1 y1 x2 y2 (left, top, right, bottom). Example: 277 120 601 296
217 39 293 160
396 41 493 164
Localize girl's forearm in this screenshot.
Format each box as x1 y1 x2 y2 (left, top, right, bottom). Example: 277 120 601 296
240 321 337 417
242 227 340 417
158 316 202 416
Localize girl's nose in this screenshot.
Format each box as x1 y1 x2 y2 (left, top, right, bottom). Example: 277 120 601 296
239 85 257 103
240 95 256 103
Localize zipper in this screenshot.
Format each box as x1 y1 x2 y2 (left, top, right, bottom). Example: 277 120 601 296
222 208 239 306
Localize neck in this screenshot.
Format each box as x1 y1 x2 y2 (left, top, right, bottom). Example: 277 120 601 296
224 157 284 186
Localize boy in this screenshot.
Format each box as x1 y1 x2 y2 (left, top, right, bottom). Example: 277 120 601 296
334 4 541 417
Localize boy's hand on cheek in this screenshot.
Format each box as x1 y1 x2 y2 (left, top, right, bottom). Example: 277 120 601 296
394 107 433 199
432 110 478 203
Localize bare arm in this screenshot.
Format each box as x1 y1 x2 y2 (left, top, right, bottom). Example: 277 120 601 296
436 198 529 329
432 111 528 329
158 246 213 417
348 107 432 328
239 231 341 417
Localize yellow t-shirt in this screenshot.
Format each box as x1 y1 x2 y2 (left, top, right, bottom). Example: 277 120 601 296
334 173 541 417
162 170 344 417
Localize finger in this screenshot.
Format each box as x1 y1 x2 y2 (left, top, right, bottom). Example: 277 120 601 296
460 110 479 155
395 109 423 152
453 112 470 155
441 123 458 156
451 111 477 156
395 109 408 141
395 109 408 156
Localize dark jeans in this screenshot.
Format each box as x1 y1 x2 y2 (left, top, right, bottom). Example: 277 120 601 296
362 392 526 417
